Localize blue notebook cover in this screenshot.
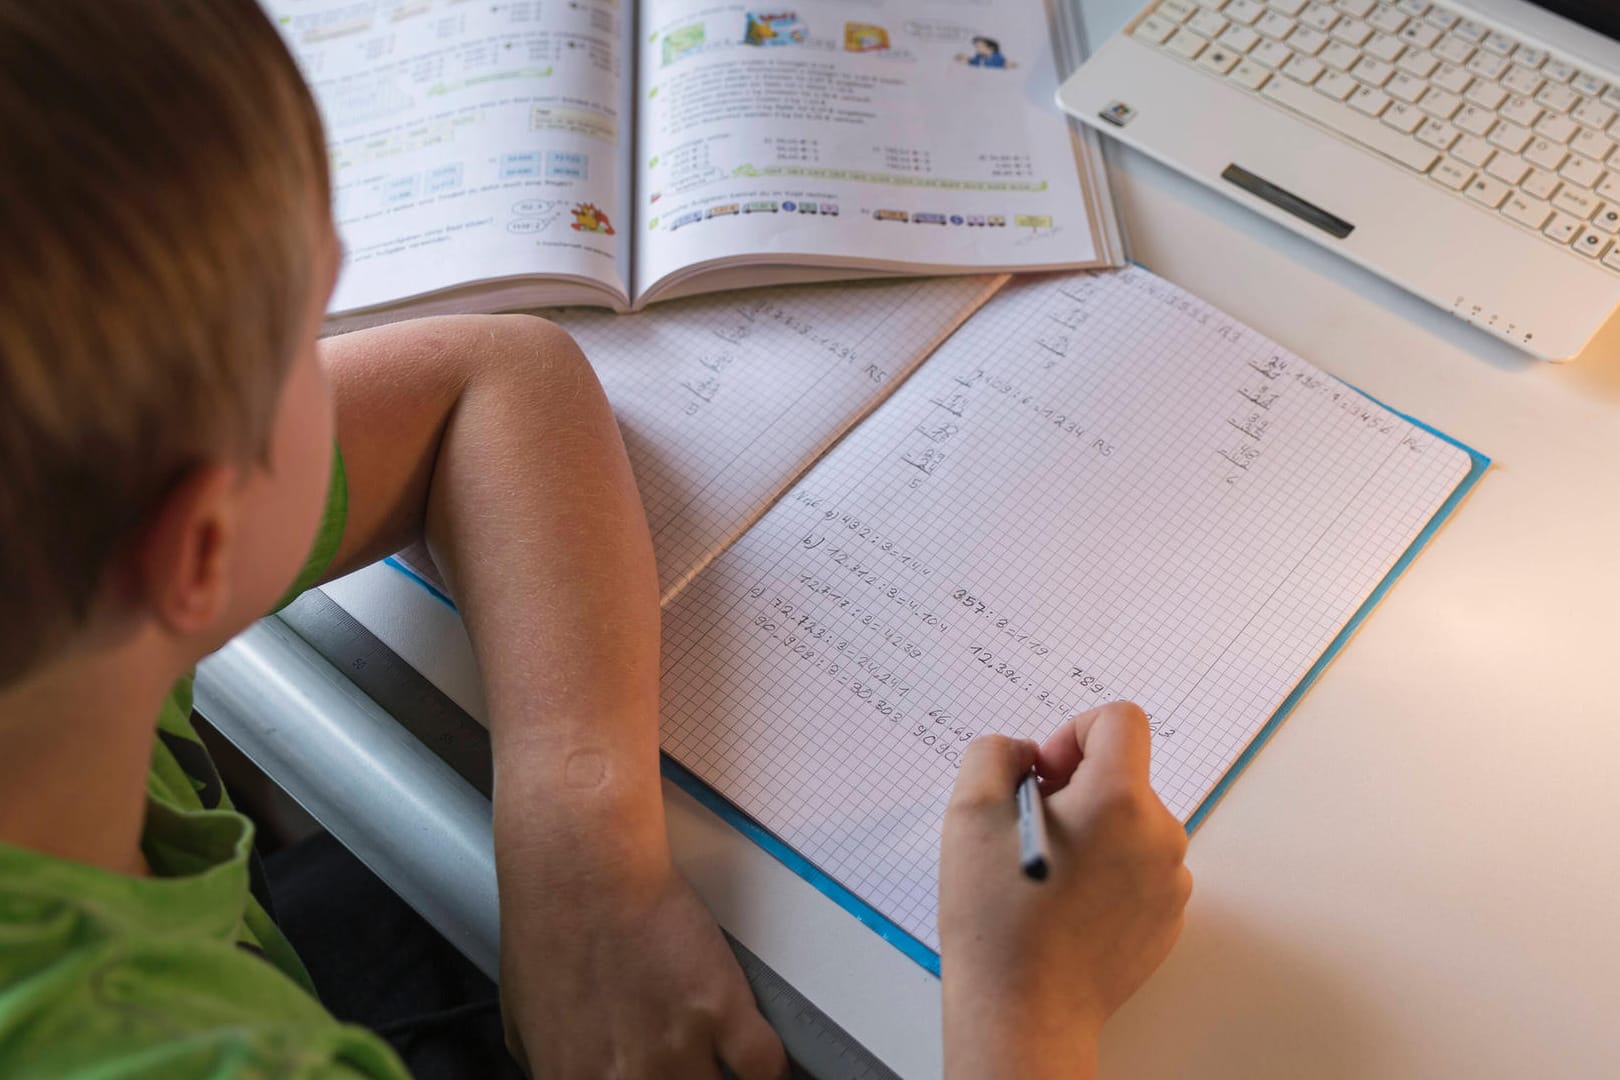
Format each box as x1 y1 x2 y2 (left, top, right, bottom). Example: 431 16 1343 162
385 397 1490 978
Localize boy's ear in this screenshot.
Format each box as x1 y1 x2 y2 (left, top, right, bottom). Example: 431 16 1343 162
136 463 241 637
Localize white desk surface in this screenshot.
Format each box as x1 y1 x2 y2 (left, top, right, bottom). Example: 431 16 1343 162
252 1 1620 1074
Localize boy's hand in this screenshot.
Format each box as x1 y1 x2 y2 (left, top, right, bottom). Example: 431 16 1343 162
500 856 785 1080
938 702 1191 1080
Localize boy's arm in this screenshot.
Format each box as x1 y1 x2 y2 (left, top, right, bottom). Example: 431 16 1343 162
317 314 785 1080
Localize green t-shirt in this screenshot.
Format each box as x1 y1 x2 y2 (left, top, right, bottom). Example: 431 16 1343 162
0 450 412 1079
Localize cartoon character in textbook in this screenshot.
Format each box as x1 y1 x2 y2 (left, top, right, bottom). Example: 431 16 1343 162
570 203 616 234
956 36 1015 68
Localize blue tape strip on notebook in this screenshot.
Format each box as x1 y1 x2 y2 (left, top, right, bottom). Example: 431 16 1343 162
382 396 1489 979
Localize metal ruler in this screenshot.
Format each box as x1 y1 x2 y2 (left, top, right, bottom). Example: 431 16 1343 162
277 588 902 1080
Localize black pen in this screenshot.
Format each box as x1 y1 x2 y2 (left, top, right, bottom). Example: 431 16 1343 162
1017 772 1049 881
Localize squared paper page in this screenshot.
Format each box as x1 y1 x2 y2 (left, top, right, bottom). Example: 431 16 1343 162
658 267 1475 953
394 274 1001 599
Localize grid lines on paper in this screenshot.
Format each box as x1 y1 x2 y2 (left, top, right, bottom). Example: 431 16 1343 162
658 267 1473 951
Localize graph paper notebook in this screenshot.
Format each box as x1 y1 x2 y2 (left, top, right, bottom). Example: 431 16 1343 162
377 266 1486 972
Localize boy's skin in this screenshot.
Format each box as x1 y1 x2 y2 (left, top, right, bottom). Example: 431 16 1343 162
0 47 1189 1080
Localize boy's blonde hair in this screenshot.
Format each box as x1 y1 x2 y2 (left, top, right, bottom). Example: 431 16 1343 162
0 0 331 684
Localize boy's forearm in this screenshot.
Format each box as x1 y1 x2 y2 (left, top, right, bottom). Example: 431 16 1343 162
417 318 669 888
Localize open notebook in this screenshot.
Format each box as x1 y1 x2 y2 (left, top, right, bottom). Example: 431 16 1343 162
374 267 1487 970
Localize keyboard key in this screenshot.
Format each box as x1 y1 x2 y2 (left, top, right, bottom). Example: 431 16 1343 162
1394 0 1428 16
1514 46 1548 70
1465 51 1509 81
1289 25 1329 53
1270 0 1310 14
1219 23 1261 51
1189 9 1231 37
1430 157 1474 189
1387 72 1426 102
1332 18 1374 46
1573 227 1612 257
1573 98 1616 131
1315 68 1358 99
1416 117 1460 150
1553 185 1599 219
1599 173 1620 201
1198 42 1243 73
1562 154 1604 188
1542 58 1577 84
1602 86 1620 109
1522 169 1561 200
1454 18 1489 43
1454 104 1496 137
1352 56 1395 86
1432 63 1472 95
1260 74 1441 169
1396 48 1440 79
1572 72 1608 97
1396 20 1441 49
1488 121 1531 155
1250 38 1293 68
1167 27 1210 58
1433 34 1474 66
1465 173 1510 207
1420 88 1462 119
1537 83 1579 113
1464 80 1508 111
1544 211 1581 242
1301 2 1340 30
1230 57 1274 88
1160 0 1199 19
1337 0 1376 15
1482 31 1516 57
1485 150 1529 184
1570 128 1615 163
1366 32 1407 62
1349 84 1392 115
1536 113 1578 143
1451 134 1494 166
1591 204 1620 232
1136 13 1181 43
1321 39 1360 69
1499 96 1543 128
1368 5 1408 34
1256 11 1294 37
1284 53 1326 82
1602 246 1620 271
1382 99 1424 132
1501 65 1545 97
1225 0 1268 23
1425 6 1459 30
1525 137 1570 171
1501 192 1553 229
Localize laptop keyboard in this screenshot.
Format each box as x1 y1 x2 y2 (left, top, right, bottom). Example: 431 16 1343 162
1133 0 1620 274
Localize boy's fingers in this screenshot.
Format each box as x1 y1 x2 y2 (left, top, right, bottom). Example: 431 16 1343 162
1063 701 1154 789
949 735 1039 811
1034 715 1084 793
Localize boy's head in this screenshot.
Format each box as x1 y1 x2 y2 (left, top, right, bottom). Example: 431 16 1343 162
0 0 340 688
972 36 999 56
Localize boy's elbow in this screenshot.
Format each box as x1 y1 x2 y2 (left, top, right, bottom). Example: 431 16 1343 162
468 313 604 410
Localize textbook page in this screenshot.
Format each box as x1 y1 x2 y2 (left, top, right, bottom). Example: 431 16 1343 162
393 274 1004 598
631 0 1100 302
270 0 636 320
658 268 1476 953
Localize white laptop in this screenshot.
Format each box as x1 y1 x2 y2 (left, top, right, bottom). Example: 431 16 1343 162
1057 0 1620 360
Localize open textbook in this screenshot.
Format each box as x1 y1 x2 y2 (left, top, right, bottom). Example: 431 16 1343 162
267 0 1121 328
374 267 1485 967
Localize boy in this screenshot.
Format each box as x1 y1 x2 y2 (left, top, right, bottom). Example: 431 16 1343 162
0 2 1187 1077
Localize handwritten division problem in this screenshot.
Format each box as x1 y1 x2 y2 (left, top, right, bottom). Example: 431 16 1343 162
658 268 1474 950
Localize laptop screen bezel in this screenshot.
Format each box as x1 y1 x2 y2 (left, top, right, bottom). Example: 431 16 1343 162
1523 2 1620 44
